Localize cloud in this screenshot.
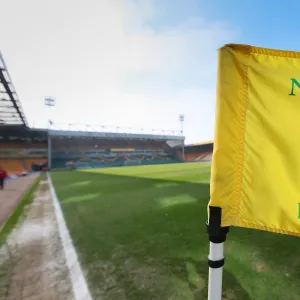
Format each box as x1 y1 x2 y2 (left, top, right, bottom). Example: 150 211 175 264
0 0 237 143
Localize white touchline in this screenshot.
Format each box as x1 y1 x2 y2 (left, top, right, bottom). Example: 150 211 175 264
47 173 93 300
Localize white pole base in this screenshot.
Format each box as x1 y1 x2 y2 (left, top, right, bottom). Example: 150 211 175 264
208 242 224 300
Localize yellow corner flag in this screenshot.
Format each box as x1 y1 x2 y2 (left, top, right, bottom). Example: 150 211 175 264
209 44 300 237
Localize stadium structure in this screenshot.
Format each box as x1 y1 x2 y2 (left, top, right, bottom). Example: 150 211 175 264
183 141 213 162
0 52 213 176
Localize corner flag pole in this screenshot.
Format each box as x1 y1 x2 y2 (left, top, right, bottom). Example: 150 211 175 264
207 207 229 300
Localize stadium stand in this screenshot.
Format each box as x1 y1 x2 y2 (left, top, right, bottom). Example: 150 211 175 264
50 135 181 169
0 131 48 174
0 51 186 172
0 125 183 171
0 159 23 173
178 141 213 162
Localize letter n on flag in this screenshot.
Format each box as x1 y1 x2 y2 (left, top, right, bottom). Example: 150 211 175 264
209 44 300 236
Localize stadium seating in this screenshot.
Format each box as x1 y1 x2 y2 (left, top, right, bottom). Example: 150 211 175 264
24 159 47 170
184 152 212 162
0 138 180 170
49 137 179 169
201 152 212 161
51 138 168 152
0 137 210 171
186 153 199 161
51 154 180 169
0 159 25 174
0 142 46 149
0 141 48 173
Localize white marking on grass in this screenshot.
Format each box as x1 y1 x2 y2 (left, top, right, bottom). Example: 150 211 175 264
157 195 197 208
61 192 100 204
155 182 178 188
68 180 91 187
47 173 93 300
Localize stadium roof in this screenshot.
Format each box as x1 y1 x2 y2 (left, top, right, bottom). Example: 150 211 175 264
0 125 47 142
185 140 213 147
0 52 28 126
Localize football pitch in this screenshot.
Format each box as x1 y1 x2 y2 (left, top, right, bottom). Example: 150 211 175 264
51 162 299 300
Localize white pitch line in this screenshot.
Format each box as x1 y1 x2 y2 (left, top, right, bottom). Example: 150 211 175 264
47 173 93 300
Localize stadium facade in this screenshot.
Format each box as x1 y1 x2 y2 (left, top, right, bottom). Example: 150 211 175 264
0 52 212 175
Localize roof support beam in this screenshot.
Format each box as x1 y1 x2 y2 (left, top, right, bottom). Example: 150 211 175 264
0 53 27 126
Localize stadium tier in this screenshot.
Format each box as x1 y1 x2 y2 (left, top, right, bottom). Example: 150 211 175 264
50 133 182 169
180 142 213 162
0 124 214 173
0 126 47 174
0 125 187 172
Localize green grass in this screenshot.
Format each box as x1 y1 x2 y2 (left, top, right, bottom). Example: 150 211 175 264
51 163 300 300
0 174 42 247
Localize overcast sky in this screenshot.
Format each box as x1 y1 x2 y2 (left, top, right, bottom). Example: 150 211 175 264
0 0 237 143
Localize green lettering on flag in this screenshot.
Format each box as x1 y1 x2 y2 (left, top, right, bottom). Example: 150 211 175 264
289 78 300 96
